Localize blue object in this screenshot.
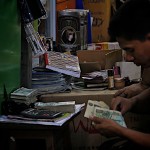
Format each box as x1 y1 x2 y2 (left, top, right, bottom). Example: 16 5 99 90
76 0 84 9
76 0 92 44
87 12 92 44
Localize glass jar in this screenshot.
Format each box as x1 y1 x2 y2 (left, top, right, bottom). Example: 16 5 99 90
114 77 125 89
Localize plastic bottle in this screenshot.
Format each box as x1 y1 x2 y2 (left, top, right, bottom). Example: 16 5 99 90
107 69 115 90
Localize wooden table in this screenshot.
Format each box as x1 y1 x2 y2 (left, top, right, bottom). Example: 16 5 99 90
0 109 81 150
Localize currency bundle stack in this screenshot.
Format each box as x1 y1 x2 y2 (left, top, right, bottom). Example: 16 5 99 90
10 87 38 105
34 101 75 113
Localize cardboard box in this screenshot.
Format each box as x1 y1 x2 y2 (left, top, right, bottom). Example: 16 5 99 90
83 0 111 42
79 62 101 74
77 50 123 70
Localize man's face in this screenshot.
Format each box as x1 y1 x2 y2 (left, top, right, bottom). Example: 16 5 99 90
117 37 150 68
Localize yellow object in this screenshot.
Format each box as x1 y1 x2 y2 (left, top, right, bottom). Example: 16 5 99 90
83 0 111 42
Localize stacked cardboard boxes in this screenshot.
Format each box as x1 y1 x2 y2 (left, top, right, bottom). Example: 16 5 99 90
83 0 111 42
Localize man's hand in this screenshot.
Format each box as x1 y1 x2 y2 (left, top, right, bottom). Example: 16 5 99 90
114 83 146 98
89 116 123 137
111 96 135 115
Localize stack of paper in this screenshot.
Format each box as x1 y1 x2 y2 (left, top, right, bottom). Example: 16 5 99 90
31 70 70 94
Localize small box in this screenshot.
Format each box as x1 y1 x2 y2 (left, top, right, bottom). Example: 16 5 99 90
77 50 122 70
79 62 101 74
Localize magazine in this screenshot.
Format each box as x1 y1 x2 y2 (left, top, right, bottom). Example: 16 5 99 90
45 51 81 78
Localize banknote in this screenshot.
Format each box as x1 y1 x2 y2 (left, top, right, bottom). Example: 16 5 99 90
84 100 126 127
94 107 127 127
84 100 109 118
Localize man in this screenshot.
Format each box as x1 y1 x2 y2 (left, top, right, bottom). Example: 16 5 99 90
89 0 150 149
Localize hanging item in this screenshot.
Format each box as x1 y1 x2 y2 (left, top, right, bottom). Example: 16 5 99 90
19 0 47 24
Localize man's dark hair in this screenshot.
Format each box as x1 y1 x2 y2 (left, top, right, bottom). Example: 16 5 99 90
108 0 150 41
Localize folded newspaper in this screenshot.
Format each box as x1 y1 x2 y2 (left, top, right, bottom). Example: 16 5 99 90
84 100 126 127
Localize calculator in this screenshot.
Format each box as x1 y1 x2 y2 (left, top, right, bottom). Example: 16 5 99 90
20 108 63 119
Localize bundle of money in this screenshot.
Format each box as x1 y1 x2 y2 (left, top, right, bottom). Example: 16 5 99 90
84 100 109 118
84 100 126 127
10 87 38 105
94 107 126 127
34 101 75 113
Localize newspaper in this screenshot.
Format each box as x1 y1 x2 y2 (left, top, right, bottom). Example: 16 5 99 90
84 100 126 127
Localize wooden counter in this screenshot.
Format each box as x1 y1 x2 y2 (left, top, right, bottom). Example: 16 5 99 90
40 89 117 106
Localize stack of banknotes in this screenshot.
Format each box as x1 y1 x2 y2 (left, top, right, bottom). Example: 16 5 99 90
84 100 126 127
34 101 75 113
